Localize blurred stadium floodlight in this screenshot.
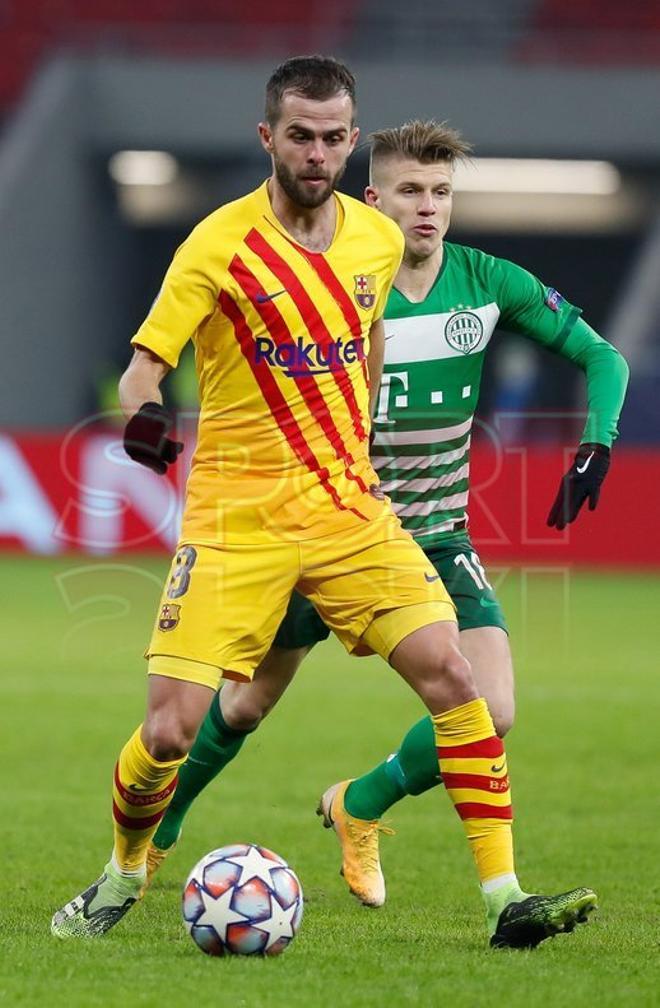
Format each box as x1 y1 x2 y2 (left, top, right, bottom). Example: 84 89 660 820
108 150 179 186
451 159 636 234
454 159 620 195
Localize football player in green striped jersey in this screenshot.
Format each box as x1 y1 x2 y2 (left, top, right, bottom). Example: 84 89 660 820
145 121 627 947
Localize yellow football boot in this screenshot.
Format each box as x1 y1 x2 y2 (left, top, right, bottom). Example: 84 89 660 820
317 780 393 908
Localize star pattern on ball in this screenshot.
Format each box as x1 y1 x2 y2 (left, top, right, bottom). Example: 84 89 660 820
259 895 299 951
196 884 248 940
226 846 279 887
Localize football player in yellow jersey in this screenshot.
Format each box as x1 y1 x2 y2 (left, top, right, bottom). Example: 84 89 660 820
51 57 591 949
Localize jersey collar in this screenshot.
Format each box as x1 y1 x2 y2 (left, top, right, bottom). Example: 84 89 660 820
254 180 345 252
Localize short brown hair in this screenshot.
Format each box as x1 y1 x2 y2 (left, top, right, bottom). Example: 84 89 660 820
265 55 357 125
369 120 471 177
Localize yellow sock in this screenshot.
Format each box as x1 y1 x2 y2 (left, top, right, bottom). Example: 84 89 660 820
112 725 185 873
433 698 515 884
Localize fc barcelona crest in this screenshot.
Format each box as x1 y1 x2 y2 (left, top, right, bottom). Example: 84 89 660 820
354 274 377 310
158 603 181 632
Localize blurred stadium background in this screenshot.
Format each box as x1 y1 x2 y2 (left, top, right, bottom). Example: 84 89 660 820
1 0 659 566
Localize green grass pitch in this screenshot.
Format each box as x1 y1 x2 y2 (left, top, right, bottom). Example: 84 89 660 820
1 555 658 1007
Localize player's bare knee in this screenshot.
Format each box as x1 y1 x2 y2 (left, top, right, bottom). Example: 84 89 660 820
435 645 476 706
413 645 477 713
142 716 196 761
224 703 262 733
220 645 306 730
220 684 266 732
439 642 473 688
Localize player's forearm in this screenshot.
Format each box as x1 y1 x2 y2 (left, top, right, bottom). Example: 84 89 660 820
118 347 170 422
556 318 630 447
579 345 629 446
118 371 163 422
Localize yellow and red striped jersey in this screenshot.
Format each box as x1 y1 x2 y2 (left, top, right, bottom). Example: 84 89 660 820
132 181 404 544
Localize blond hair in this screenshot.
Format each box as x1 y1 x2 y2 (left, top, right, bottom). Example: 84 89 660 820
369 120 471 180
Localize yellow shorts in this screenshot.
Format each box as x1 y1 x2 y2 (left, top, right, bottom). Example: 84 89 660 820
146 511 456 690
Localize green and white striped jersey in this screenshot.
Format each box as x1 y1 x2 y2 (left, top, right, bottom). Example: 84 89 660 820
372 241 582 547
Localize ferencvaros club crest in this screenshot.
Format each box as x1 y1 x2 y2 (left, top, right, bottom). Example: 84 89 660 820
158 603 181 631
444 311 484 354
354 274 377 310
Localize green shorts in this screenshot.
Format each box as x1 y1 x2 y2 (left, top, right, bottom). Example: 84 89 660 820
273 532 507 650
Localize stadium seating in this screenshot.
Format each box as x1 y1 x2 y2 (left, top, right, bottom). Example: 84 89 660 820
2 0 658 114
520 0 660 63
0 0 354 111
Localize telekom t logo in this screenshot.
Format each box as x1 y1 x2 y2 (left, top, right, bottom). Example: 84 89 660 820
374 371 409 425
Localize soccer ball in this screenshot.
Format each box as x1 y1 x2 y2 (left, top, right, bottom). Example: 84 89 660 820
182 843 304 956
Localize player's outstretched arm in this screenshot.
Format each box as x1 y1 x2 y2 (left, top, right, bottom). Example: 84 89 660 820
119 346 183 475
492 259 628 529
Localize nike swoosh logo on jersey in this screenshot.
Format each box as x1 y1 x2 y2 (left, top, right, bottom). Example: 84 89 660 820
478 597 498 608
576 451 594 474
424 572 441 582
491 761 506 773
255 290 286 303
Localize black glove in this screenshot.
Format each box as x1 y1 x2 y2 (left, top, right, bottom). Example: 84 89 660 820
123 402 183 475
546 442 610 530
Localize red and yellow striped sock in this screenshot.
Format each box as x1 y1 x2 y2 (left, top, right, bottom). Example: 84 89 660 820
433 698 515 885
112 725 185 873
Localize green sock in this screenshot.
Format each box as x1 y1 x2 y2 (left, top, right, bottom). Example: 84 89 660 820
343 757 407 820
395 716 441 796
344 716 441 820
152 691 250 850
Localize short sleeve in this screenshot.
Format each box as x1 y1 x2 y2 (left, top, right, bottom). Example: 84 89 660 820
131 230 218 368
